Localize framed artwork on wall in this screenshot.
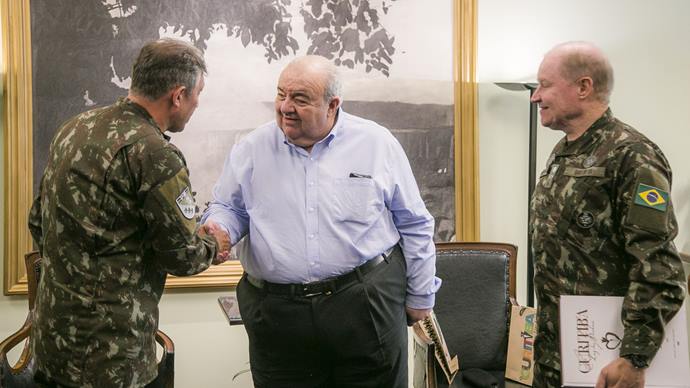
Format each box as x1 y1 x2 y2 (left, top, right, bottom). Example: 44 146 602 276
2 0 478 294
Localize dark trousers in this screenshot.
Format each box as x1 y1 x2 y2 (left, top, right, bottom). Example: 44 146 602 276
237 250 408 388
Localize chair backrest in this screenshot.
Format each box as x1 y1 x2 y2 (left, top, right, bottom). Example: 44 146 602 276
24 252 41 312
433 242 517 372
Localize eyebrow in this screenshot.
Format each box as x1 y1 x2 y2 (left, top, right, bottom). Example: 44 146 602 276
277 87 311 99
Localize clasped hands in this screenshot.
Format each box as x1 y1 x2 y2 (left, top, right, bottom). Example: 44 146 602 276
199 220 232 265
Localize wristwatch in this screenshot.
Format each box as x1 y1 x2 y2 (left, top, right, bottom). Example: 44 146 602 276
623 354 649 369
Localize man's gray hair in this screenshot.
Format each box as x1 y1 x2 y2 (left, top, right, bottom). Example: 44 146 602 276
323 65 342 104
285 55 343 105
130 38 207 100
553 41 614 103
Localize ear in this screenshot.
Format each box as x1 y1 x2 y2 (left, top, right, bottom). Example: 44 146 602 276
170 85 187 109
577 76 594 99
327 96 341 116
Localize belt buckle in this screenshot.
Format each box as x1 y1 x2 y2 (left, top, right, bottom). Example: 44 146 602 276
303 290 326 297
301 280 335 297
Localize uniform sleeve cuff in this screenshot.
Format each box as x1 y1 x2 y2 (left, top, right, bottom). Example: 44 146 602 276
620 338 659 362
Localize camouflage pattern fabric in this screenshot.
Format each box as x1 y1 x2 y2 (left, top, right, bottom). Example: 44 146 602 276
530 109 687 385
28 98 217 387
533 361 561 388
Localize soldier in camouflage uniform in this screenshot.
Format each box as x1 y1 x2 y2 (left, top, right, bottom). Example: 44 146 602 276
28 38 230 388
529 42 687 387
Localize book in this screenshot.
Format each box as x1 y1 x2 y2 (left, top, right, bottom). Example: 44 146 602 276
505 305 537 386
414 311 460 385
217 295 243 325
412 323 437 388
560 295 690 387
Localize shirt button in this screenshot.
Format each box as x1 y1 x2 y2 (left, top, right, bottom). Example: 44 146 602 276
308 207 315 212
309 234 315 239
309 181 315 186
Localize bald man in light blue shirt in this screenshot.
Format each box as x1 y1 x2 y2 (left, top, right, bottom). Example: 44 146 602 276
202 55 440 387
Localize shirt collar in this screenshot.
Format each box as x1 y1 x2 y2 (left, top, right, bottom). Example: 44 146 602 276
281 107 343 150
325 107 343 147
556 108 613 157
118 97 169 141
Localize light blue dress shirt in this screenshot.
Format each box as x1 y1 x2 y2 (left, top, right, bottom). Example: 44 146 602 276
201 109 441 309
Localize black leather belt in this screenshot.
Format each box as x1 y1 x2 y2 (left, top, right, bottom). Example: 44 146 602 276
246 253 389 298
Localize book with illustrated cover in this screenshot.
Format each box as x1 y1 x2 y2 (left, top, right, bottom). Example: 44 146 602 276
413 311 460 386
218 295 243 325
560 295 690 388
505 305 537 386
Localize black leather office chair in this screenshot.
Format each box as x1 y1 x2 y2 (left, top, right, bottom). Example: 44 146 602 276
422 242 518 388
0 252 175 388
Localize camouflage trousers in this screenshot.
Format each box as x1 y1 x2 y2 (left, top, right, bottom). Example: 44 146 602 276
533 362 561 388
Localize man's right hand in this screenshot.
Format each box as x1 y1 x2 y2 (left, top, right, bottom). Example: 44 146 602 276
406 307 431 326
199 221 231 264
595 357 645 388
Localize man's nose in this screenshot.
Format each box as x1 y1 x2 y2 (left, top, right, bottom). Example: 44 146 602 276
280 98 295 114
530 88 541 103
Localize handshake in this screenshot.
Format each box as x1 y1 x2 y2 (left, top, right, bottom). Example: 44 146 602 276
199 221 232 265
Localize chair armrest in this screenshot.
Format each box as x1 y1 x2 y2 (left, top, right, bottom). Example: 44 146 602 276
155 329 174 355
151 329 175 388
0 322 32 373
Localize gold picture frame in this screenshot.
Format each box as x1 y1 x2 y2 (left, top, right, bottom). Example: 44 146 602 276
2 0 478 295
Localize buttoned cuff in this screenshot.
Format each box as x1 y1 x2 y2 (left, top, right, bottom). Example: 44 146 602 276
406 293 436 310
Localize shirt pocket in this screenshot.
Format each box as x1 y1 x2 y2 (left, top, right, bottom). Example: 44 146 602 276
556 170 612 254
329 178 384 224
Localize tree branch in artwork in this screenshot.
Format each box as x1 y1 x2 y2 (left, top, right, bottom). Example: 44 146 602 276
301 0 397 76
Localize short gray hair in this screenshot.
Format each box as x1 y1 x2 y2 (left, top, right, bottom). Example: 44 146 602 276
553 41 614 103
323 65 342 104
285 55 342 105
130 38 207 100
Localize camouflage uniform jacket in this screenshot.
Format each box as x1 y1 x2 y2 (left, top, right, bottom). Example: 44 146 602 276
530 109 687 375
28 98 217 387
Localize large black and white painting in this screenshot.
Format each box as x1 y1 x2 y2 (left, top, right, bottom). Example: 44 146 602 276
31 0 455 241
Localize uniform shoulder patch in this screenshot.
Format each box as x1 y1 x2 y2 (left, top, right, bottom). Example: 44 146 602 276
175 187 196 219
634 183 668 212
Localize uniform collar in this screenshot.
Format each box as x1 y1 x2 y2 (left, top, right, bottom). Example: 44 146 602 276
555 108 613 157
118 97 169 141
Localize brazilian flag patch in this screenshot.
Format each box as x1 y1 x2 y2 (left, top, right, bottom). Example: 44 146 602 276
634 183 668 212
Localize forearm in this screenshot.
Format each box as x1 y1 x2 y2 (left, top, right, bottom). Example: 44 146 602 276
148 231 217 276
621 231 686 360
396 207 441 310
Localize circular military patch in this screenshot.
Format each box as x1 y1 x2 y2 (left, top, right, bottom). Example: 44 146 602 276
583 156 596 168
576 211 595 229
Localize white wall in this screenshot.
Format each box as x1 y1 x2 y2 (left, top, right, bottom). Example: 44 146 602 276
477 0 690 305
